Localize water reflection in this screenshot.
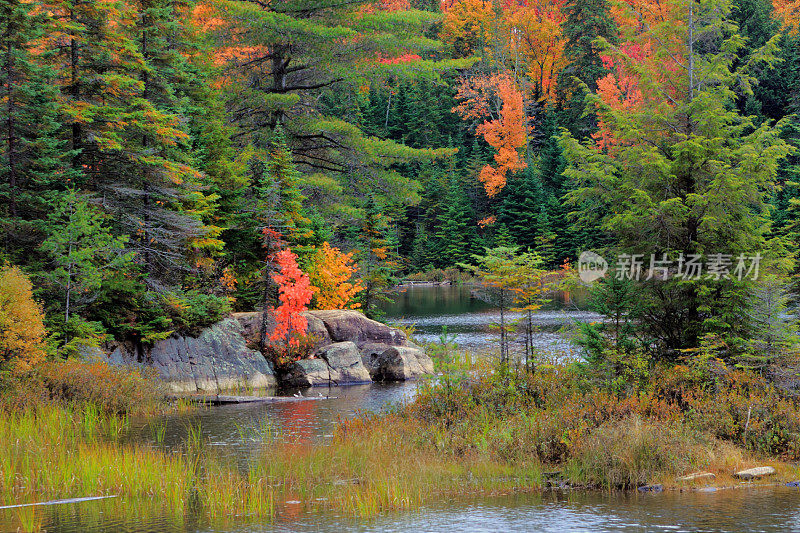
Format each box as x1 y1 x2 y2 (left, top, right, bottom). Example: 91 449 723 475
381 284 598 355
126 382 418 460
11 485 800 532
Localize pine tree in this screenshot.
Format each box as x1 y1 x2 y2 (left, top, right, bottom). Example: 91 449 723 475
436 176 480 265
0 0 71 262
266 128 317 265
40 190 130 330
357 197 400 318
557 0 618 139
561 0 792 355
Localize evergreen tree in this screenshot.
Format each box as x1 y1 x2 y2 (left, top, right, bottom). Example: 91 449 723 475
0 0 71 262
557 0 619 139
437 176 480 265
266 128 316 263
40 190 130 342
561 0 792 355
357 197 400 318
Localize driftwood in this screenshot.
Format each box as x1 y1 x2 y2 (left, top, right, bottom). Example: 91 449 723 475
175 394 336 405
0 495 118 510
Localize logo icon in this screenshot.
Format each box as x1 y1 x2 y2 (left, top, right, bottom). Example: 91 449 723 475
578 251 608 284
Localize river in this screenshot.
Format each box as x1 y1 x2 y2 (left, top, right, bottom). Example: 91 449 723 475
4 285 798 532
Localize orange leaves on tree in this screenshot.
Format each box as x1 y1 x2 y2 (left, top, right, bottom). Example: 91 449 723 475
269 249 315 348
309 242 363 310
457 73 528 196
773 0 800 32
378 53 423 64
507 0 568 102
440 0 495 57
478 215 497 228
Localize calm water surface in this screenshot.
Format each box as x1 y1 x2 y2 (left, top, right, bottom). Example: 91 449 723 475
381 284 598 357
5 286 799 532
9 486 800 532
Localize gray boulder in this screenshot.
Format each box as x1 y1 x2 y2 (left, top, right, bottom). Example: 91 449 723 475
284 341 372 387
318 342 371 384
106 318 276 393
360 343 432 381
307 310 407 347
303 312 333 347
283 358 332 387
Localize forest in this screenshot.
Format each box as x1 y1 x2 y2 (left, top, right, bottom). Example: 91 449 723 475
1 0 800 377
4 0 800 528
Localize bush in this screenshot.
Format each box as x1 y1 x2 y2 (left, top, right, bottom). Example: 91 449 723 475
264 333 316 373
164 290 232 335
0 359 166 415
0 264 47 366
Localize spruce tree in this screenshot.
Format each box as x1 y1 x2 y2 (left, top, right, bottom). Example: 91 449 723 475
562 0 792 355
0 0 72 262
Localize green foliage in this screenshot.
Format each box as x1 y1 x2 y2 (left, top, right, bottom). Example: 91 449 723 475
561 2 793 356
40 190 131 324
163 290 233 336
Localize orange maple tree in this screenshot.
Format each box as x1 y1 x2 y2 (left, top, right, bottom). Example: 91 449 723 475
773 0 800 32
309 243 364 310
269 249 315 348
455 72 528 196
507 0 568 102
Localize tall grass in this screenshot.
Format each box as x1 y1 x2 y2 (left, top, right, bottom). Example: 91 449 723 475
2 355 799 527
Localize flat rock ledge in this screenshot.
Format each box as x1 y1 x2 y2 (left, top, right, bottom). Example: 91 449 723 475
734 466 776 480
676 472 716 483
83 318 277 394
82 310 433 393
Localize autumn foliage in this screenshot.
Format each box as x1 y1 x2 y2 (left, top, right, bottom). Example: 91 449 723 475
773 0 800 32
0 265 47 366
269 249 315 348
309 242 363 310
455 73 528 196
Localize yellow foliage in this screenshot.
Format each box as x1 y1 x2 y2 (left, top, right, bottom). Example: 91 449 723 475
0 265 47 366
309 243 363 310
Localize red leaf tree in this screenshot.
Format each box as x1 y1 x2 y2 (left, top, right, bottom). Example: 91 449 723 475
268 249 315 349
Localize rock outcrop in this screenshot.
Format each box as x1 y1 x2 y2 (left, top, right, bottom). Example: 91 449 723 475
283 341 372 387
87 310 432 393
233 309 434 385
360 343 433 381
99 318 277 393
305 310 407 347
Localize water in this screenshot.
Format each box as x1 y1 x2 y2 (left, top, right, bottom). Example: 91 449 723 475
9 486 800 532
5 286 798 532
124 382 418 459
381 284 599 357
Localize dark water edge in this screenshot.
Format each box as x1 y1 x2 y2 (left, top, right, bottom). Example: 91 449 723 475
5 485 800 532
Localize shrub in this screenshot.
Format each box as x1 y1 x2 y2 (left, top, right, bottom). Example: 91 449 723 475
0 265 47 366
164 290 232 335
0 359 166 415
264 333 316 373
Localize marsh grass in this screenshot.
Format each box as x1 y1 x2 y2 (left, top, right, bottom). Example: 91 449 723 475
2 354 800 527
12 505 41 532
